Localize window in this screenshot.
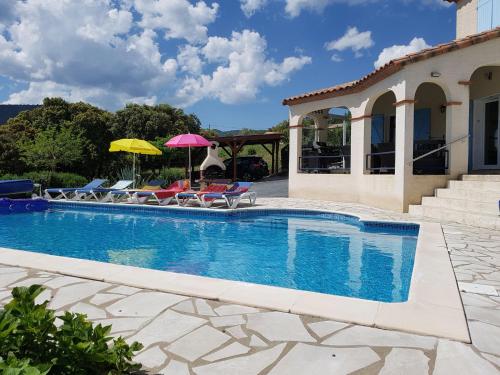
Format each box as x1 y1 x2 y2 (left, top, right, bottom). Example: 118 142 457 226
478 0 500 33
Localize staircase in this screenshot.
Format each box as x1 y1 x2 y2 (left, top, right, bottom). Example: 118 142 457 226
409 175 500 230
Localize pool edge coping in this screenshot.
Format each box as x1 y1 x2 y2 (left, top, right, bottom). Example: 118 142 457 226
0 200 470 343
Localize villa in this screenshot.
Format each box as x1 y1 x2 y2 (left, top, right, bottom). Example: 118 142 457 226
283 0 500 227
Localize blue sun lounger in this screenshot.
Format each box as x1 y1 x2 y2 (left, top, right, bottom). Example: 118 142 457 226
44 179 107 200
72 180 134 201
105 179 166 203
200 182 256 209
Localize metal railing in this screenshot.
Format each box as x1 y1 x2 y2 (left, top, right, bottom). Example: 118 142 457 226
365 151 396 173
299 155 351 173
408 134 470 166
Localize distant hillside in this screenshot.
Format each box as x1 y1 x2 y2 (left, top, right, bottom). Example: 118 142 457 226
207 128 267 137
0 104 41 125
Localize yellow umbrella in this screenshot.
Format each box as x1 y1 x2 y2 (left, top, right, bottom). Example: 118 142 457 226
109 139 162 188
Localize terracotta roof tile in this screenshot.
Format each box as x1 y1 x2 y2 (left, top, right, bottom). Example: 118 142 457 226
283 27 500 106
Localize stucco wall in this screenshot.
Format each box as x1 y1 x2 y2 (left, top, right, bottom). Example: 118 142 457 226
456 0 477 39
470 66 500 99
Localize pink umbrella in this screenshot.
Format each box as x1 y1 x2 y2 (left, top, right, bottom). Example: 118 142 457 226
165 134 211 182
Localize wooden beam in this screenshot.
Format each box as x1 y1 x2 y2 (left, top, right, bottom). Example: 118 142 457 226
221 146 232 158
271 142 276 174
261 144 273 156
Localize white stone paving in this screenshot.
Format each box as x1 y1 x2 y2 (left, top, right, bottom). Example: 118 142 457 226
1 198 500 374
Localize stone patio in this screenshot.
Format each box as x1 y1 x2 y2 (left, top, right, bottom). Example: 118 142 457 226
0 198 499 374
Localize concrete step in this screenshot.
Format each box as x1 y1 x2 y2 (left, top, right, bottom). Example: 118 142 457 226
462 174 500 182
421 196 498 215
408 205 500 230
448 180 500 192
435 188 500 203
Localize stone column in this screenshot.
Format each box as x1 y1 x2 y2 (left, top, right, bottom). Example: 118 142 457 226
350 116 371 176
446 86 470 178
289 114 303 175
395 101 415 212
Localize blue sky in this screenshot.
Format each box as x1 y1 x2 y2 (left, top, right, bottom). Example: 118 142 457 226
0 0 456 130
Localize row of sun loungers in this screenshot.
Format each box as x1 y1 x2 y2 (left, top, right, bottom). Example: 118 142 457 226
44 179 257 209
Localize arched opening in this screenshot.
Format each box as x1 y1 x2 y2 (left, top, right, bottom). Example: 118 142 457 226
299 108 351 174
367 91 396 174
412 82 448 175
470 66 500 170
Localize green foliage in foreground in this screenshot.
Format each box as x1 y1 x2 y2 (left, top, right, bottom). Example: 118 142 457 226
0 285 143 375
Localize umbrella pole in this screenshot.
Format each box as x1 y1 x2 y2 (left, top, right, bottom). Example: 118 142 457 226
188 145 191 184
133 153 136 189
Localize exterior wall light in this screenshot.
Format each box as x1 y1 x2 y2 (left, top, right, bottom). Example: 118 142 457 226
431 72 441 78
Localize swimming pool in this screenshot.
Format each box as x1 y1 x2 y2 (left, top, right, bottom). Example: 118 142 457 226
0 204 418 302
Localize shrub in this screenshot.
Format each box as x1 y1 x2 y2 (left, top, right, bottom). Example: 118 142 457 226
0 171 88 190
0 285 143 374
158 167 186 185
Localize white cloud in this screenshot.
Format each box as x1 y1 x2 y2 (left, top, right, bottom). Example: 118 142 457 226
133 0 219 44
331 54 343 62
240 0 267 17
325 27 374 57
0 1 309 110
177 45 203 75
176 30 311 106
285 0 375 18
284 0 451 17
374 37 431 68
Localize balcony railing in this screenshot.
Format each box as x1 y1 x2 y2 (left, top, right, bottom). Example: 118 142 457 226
299 155 350 174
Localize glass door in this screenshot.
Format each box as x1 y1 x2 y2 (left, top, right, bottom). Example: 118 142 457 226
483 97 500 168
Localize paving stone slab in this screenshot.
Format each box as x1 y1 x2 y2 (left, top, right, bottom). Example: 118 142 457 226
69 302 107 320
193 343 286 375
322 325 436 350
0 271 27 287
307 321 349 338
214 304 260 316
167 325 230 362
43 275 83 289
106 292 187 317
49 281 110 310
195 299 217 316
468 322 500 355
225 325 247 339
108 285 141 295
126 310 206 348
160 359 190 375
246 311 315 342
249 335 268 347
202 342 250 362
210 315 245 328
379 348 429 375
458 282 499 296
172 299 196 314
134 346 168 369
94 317 151 334
89 293 122 306
434 339 499 375
268 343 380 375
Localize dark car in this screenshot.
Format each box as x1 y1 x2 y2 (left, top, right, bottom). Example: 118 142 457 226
223 156 269 181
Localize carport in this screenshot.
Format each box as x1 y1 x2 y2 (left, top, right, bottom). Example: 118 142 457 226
209 133 282 181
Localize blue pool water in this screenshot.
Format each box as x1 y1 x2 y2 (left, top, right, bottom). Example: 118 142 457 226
0 204 418 302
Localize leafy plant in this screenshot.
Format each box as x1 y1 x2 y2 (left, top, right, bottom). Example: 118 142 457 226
0 285 143 374
18 125 86 176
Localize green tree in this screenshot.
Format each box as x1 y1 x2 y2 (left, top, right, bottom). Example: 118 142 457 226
269 120 289 145
18 125 85 176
